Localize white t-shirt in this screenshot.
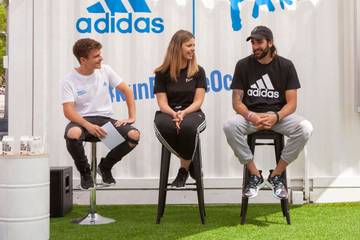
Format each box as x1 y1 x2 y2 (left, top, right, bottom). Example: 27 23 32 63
61 64 123 117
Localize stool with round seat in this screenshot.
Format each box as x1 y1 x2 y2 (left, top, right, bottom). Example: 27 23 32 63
72 140 115 225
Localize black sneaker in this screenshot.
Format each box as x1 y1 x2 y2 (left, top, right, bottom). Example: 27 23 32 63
243 171 265 198
171 168 189 188
97 165 116 185
80 172 94 189
267 170 288 199
188 162 196 180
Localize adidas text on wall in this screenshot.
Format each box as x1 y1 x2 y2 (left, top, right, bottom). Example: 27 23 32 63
76 0 164 34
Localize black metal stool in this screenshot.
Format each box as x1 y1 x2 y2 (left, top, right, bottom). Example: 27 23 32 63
156 141 206 224
72 140 115 225
240 130 291 225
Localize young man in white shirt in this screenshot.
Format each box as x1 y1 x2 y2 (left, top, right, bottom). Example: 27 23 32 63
62 38 140 189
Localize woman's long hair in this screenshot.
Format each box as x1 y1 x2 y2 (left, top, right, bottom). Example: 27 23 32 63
155 30 198 81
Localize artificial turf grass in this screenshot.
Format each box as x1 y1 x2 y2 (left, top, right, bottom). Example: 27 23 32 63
51 202 360 240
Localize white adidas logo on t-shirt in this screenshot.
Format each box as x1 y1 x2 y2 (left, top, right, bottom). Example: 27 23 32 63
247 74 280 99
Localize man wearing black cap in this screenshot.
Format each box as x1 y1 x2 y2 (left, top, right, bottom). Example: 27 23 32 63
223 26 313 199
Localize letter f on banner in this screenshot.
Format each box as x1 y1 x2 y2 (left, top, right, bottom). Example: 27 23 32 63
230 0 244 31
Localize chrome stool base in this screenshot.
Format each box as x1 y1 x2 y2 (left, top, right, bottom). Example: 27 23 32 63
72 142 116 225
72 213 115 225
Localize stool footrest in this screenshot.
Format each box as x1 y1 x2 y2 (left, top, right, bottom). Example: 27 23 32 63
166 188 198 191
165 183 196 186
254 143 275 146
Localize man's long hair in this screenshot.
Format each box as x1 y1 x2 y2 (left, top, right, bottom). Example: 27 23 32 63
154 30 198 81
269 41 277 57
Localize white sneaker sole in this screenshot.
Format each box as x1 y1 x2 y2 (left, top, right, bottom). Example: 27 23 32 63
265 180 288 200
243 181 266 199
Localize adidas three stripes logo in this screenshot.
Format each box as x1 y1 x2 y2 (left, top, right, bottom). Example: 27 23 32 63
247 74 280 98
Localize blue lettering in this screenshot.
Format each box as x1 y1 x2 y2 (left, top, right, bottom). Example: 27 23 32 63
132 84 138 100
110 70 232 103
230 0 294 31
210 70 222 93
76 17 92 33
205 77 210 93
252 0 275 19
116 13 132 33
116 89 126 102
279 0 293 9
137 83 149 100
223 74 232 91
111 13 116 33
230 0 244 31
151 18 164 33
149 77 155 98
76 14 164 34
94 13 110 33
109 86 115 102
134 17 151 33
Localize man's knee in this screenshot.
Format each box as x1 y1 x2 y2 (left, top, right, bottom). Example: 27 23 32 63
223 119 237 137
66 127 82 140
300 120 313 140
127 129 140 147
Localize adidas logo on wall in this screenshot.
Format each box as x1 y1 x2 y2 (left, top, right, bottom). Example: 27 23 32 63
87 0 151 13
76 0 165 34
247 74 280 98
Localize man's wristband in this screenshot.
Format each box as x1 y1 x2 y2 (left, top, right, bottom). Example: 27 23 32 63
246 111 254 121
274 112 280 123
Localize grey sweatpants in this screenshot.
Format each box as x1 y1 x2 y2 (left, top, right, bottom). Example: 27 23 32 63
223 113 313 164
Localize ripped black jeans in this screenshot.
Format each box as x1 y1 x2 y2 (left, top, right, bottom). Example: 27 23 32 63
64 116 139 174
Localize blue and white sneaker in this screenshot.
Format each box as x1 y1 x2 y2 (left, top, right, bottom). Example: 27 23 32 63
243 171 265 198
267 170 288 199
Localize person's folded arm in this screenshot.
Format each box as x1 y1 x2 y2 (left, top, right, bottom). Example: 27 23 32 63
277 89 297 120
182 88 205 116
155 92 177 119
232 89 263 127
232 89 249 117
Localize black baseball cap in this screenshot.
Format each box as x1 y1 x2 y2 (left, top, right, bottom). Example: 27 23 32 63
246 26 273 41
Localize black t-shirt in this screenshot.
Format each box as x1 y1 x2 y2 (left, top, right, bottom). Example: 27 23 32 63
154 66 206 110
231 55 300 112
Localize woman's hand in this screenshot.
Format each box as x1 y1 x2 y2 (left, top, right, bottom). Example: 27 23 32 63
172 110 187 133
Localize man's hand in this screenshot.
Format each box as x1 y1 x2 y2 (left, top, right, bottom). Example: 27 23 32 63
84 123 107 138
248 112 263 128
256 113 277 129
247 112 274 130
114 117 135 127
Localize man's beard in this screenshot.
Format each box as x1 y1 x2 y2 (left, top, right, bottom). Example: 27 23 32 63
253 46 270 60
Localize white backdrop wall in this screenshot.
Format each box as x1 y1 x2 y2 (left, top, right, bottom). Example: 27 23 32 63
8 0 360 204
